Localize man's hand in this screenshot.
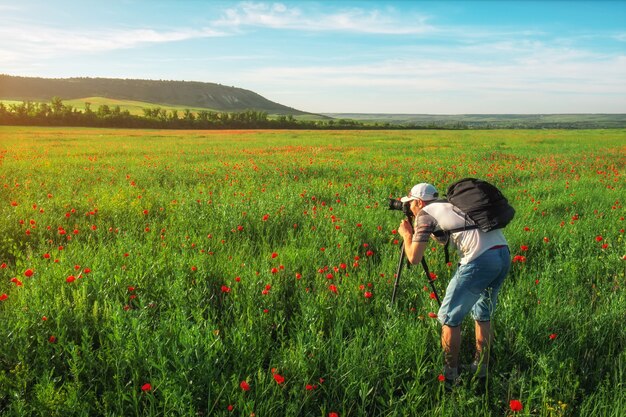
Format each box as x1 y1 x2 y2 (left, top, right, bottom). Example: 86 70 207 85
398 219 413 239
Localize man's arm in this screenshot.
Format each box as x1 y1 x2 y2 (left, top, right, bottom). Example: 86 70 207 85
398 219 429 265
403 235 429 265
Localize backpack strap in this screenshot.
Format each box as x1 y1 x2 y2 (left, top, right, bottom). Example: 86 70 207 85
424 201 480 264
432 225 480 264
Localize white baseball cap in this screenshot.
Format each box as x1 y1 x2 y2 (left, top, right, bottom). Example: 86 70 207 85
400 183 439 203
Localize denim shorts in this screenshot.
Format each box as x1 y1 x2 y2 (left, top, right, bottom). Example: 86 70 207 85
437 246 510 327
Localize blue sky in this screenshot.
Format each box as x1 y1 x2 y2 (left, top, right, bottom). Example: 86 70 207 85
1 0 625 114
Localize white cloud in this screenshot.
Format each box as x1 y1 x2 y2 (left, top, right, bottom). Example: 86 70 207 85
235 45 626 101
0 25 226 61
214 1 435 34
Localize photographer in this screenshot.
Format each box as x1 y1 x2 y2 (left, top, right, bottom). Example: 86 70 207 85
397 183 510 387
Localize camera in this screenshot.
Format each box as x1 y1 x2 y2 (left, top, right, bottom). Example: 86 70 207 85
388 198 413 220
388 198 405 211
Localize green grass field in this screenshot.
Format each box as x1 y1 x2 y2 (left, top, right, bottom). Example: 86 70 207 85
0 127 624 416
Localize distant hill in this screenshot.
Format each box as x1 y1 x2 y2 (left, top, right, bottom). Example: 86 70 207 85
0 74 310 116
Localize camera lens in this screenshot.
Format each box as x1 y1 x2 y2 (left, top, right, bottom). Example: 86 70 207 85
388 198 404 211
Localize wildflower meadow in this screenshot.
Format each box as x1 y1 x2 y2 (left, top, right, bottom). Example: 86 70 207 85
0 126 624 417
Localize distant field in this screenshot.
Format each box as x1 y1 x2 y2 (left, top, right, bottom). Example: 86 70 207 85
0 97 216 115
0 127 625 416
323 113 626 128
68 97 221 116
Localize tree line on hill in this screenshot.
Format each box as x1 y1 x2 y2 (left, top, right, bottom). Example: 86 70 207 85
1 98 623 129
0 98 369 130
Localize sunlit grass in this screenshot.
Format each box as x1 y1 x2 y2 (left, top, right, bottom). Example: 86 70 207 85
0 126 624 416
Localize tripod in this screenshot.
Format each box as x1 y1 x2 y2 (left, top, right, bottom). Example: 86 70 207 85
391 214 441 306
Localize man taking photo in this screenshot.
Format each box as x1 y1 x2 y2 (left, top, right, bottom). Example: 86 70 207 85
397 183 511 387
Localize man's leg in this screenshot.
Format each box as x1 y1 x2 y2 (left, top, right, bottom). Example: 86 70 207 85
472 320 492 377
442 324 461 380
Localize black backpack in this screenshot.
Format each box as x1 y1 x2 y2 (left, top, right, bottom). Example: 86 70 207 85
433 178 515 263
445 177 515 233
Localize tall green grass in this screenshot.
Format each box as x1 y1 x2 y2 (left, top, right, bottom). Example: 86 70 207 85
0 127 624 416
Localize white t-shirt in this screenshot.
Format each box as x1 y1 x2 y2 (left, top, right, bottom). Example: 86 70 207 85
414 201 508 264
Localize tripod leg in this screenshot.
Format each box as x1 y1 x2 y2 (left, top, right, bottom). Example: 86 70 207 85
421 258 441 306
391 245 406 304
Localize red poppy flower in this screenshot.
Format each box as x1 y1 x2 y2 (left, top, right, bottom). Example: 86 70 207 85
549 333 557 340
240 380 250 391
0 294 7 301
328 284 338 294
438 374 445 382
428 312 438 319
595 235 603 242
329 413 339 417
141 383 152 392
273 373 285 384
66 275 76 283
11 278 22 286
221 285 231 293
364 291 372 299
271 252 278 258
24 269 34 277
48 335 57 343
509 399 523 412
